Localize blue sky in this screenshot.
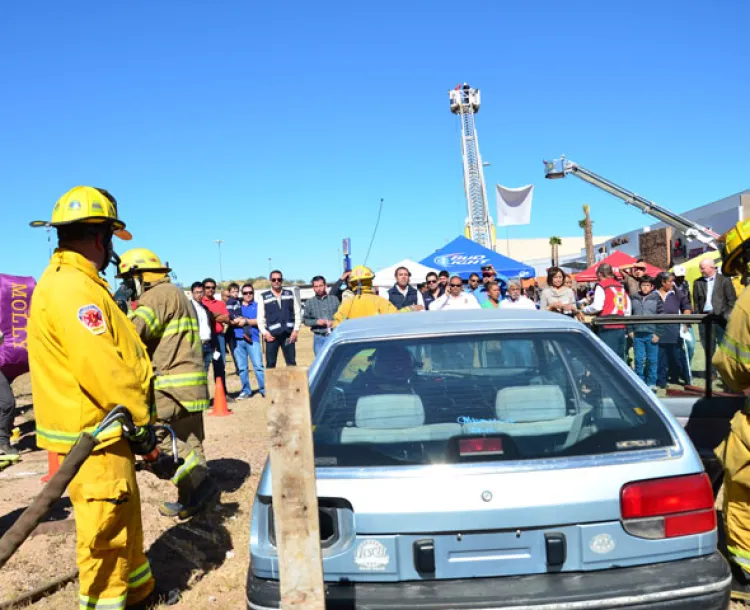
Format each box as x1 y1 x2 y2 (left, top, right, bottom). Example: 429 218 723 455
1 1 748 285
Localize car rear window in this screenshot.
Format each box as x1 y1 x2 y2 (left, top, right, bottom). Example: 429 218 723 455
310 332 674 467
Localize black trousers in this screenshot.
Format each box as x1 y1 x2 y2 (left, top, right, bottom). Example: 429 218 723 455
265 332 296 369
0 371 15 443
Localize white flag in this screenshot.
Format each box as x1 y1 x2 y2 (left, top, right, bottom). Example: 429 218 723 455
496 184 534 227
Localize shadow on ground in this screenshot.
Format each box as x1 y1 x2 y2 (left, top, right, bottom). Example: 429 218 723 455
0 497 73 536
147 458 250 597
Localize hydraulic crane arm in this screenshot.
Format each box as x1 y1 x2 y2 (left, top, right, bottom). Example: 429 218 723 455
544 156 719 249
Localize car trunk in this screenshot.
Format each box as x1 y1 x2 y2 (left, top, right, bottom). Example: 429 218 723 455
254 454 715 583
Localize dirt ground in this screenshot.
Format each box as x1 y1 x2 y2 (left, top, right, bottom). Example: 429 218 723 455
0 328 316 609
0 327 743 609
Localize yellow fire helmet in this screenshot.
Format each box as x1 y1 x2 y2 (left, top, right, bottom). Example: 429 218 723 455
719 218 750 276
348 265 375 284
30 186 132 240
116 247 172 278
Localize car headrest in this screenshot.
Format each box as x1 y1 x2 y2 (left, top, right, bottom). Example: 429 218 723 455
355 394 425 429
495 385 566 423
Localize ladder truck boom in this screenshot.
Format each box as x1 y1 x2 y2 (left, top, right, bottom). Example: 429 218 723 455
450 83 495 250
544 156 719 249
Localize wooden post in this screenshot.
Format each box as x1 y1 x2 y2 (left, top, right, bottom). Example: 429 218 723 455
265 367 325 609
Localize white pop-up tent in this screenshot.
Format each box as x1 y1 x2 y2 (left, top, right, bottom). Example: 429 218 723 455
373 258 439 288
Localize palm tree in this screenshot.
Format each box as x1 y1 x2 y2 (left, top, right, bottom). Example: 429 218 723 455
549 236 562 267
579 204 595 267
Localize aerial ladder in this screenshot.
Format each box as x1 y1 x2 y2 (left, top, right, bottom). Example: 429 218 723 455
543 156 719 250
450 83 496 250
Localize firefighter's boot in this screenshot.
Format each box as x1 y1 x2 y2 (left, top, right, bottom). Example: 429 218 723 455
731 561 750 603
178 476 221 520
0 440 19 463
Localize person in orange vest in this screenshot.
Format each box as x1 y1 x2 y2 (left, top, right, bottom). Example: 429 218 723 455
582 263 632 361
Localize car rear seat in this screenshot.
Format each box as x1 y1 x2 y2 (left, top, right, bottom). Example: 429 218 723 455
340 394 461 444
496 385 566 422
457 385 575 438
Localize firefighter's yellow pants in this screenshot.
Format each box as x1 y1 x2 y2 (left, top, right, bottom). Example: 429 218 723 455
717 415 750 574
67 439 154 609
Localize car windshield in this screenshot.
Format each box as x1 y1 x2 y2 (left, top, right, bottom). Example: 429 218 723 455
310 331 674 467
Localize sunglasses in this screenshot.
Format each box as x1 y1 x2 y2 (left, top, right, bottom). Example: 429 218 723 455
271 278 283 283
204 285 216 290
426 279 437 284
449 283 462 287
242 290 253 295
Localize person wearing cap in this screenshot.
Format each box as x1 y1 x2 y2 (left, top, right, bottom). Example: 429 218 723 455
620 259 648 298
27 187 160 608
672 264 691 303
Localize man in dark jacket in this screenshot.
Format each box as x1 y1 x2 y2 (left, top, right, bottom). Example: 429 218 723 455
387 266 425 310
693 258 736 355
629 276 663 389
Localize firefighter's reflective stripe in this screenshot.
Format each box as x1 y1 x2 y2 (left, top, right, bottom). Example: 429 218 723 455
181 398 211 412
172 450 200 485
128 561 152 589
36 423 122 448
728 545 750 570
129 306 161 337
719 332 750 364
154 371 208 391
79 593 127 610
160 316 199 338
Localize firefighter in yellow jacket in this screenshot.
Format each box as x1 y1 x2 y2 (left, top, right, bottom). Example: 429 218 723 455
117 248 218 519
27 187 158 609
713 218 750 601
332 265 419 328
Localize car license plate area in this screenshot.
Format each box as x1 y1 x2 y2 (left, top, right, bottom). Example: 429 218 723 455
432 530 546 579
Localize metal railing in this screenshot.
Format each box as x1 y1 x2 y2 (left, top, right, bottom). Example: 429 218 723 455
588 314 723 398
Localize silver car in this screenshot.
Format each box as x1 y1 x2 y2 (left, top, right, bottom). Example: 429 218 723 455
247 309 730 609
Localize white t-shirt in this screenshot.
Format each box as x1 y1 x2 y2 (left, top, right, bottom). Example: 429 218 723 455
499 296 537 310
431 293 481 310
191 299 212 342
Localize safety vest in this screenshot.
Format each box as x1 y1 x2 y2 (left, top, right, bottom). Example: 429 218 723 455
387 285 418 310
28 249 154 454
130 279 209 413
262 289 296 337
599 277 629 329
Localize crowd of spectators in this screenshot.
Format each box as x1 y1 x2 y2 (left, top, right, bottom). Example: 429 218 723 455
184 255 736 398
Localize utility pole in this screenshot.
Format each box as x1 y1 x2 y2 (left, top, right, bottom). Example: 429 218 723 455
268 258 272 276
214 240 224 283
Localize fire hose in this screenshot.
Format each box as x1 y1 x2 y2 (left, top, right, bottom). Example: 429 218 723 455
0 405 178 573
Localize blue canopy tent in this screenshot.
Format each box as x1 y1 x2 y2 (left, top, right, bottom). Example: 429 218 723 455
419 236 535 281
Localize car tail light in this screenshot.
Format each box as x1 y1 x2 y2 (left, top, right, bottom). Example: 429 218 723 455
620 473 716 539
459 437 504 457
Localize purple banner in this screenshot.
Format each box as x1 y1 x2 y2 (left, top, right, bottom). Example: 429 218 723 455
0 274 36 382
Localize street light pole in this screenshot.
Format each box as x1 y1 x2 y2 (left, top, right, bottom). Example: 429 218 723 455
268 257 272 276
214 240 224 283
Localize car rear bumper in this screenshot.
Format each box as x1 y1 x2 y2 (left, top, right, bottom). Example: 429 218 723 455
247 551 730 610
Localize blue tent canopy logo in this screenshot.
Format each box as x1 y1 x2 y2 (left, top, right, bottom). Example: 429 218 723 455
434 253 491 268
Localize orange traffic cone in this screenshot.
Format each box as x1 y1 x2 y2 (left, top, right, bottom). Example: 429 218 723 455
210 377 233 417
41 451 60 483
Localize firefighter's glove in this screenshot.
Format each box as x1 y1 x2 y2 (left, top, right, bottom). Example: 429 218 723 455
143 453 183 480
128 425 157 456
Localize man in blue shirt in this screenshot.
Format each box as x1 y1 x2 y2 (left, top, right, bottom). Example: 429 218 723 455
232 284 265 399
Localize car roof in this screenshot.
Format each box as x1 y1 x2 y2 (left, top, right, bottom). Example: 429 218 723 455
331 309 583 343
